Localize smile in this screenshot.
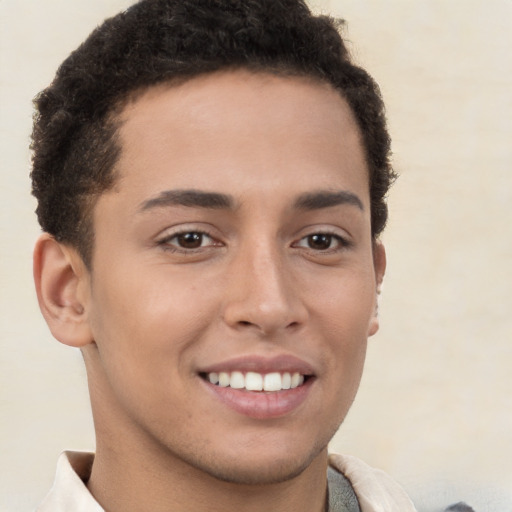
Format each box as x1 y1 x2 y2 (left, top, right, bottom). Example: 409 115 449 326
198 355 315 418
203 371 306 392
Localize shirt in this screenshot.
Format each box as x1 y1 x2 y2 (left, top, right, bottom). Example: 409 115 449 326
36 451 417 512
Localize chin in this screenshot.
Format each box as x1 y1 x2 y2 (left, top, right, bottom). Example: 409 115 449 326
181 439 328 486
202 455 317 486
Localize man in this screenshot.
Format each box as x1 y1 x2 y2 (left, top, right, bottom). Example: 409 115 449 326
31 0 416 510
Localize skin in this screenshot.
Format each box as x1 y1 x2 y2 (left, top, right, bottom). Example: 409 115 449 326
34 70 385 512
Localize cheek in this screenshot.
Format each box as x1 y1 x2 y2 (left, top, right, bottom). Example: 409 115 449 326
86 276 213 425
87 266 215 385
309 270 377 333
307 270 375 380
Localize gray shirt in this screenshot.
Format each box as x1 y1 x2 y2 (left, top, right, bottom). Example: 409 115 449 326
327 465 361 512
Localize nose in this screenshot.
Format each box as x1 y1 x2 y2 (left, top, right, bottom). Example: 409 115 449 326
222 241 308 336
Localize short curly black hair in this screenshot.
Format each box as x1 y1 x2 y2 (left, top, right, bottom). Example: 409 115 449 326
31 0 394 268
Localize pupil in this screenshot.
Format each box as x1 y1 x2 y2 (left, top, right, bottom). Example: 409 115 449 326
309 234 331 250
178 232 202 248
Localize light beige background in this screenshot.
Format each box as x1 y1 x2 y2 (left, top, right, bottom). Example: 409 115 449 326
1 1 511 511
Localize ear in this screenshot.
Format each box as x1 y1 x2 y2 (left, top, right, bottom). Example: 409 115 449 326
368 241 386 337
33 234 94 347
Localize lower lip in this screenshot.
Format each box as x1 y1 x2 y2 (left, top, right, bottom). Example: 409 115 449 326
201 377 314 419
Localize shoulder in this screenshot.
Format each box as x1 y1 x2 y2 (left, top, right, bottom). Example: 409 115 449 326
328 453 417 512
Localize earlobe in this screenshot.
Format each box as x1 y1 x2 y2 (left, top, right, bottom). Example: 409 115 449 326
33 234 93 347
368 241 386 337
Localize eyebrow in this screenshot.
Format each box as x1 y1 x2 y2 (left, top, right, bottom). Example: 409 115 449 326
138 188 363 214
294 190 364 211
139 189 234 212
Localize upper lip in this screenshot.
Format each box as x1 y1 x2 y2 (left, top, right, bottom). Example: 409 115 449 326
198 354 315 376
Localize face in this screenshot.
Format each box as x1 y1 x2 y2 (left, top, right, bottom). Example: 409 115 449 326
82 71 384 484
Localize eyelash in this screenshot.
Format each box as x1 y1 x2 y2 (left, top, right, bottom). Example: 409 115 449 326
293 231 351 252
157 229 351 254
157 229 220 253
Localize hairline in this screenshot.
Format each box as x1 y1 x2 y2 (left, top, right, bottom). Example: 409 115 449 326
79 66 373 270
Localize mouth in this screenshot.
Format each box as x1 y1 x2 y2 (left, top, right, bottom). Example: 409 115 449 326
197 354 316 418
198 359 315 419
199 371 311 392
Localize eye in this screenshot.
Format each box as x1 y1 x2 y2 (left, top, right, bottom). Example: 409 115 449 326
174 232 207 249
295 233 348 251
159 231 217 251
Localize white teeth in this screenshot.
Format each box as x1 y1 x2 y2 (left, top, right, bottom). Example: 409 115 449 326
230 371 245 389
290 372 301 389
218 372 230 387
245 372 263 391
263 372 282 392
205 371 307 392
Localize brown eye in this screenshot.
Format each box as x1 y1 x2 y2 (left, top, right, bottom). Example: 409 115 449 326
307 234 334 250
294 232 348 252
176 232 204 249
159 231 217 251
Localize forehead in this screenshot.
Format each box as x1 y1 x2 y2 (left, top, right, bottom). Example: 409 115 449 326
110 70 368 205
